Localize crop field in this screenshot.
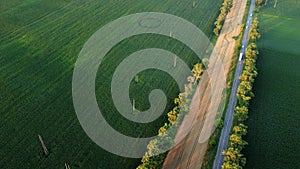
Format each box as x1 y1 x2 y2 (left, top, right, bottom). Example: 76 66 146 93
0 0 223 168
244 0 300 168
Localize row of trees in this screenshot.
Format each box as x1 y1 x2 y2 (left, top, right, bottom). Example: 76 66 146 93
137 63 205 169
213 0 233 36
249 18 261 41
222 15 261 169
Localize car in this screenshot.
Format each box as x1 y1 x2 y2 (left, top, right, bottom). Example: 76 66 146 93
239 53 244 61
246 25 249 29
242 45 245 49
250 13 253 17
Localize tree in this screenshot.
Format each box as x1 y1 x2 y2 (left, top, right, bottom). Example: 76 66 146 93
167 110 177 124
249 18 261 41
222 147 242 163
192 63 204 81
158 123 169 136
229 134 247 149
230 134 243 145
209 139 217 147
174 96 183 107
222 161 241 169
215 118 224 129
256 0 263 6
214 27 220 36
233 123 248 135
240 157 247 166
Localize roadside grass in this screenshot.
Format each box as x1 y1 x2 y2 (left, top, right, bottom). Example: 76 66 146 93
244 0 300 168
0 0 223 168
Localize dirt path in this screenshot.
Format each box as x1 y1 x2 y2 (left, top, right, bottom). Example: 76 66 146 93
162 0 247 168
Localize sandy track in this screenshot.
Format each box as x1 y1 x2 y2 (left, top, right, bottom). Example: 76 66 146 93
162 0 247 168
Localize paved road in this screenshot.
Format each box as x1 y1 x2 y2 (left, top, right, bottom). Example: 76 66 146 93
212 0 256 168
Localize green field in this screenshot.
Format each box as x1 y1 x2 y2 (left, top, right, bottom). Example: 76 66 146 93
244 1 300 168
0 0 222 168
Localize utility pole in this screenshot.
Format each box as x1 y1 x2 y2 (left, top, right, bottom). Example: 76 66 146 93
132 99 135 111
274 0 278 8
193 1 196 7
173 55 177 67
38 134 49 156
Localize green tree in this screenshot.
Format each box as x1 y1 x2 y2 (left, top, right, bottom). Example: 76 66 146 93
256 0 263 6
192 63 204 81
167 110 177 125
232 123 248 135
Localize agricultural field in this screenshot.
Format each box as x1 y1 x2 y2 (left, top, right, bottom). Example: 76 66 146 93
244 0 300 168
0 0 223 168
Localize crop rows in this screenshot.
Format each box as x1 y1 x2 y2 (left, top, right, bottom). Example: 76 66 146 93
0 0 222 168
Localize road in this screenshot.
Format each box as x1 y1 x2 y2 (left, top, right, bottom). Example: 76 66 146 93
212 0 256 168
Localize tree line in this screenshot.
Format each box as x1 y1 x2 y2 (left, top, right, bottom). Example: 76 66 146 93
136 63 205 169
213 0 233 36
221 12 261 169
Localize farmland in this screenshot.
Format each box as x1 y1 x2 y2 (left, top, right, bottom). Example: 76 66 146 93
244 0 300 168
0 0 223 168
